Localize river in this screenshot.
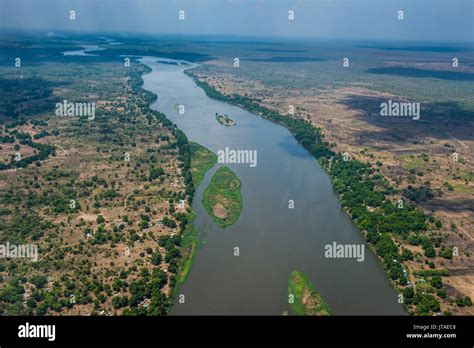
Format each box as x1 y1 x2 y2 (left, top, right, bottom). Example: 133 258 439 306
63 45 105 56
139 56 406 315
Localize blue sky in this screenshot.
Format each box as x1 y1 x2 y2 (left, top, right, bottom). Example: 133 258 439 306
0 0 473 42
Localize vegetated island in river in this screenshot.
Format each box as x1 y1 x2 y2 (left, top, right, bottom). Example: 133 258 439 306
202 166 242 228
288 271 332 316
189 141 217 187
215 112 236 126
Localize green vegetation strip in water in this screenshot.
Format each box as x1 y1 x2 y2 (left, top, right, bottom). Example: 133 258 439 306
189 141 217 187
288 270 331 316
202 166 242 228
174 211 198 294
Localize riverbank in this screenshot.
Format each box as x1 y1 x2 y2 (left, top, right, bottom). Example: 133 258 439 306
123 63 201 314
174 143 217 291
173 211 198 295
202 166 243 228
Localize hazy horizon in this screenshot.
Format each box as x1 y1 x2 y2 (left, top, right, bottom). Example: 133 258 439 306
0 0 473 43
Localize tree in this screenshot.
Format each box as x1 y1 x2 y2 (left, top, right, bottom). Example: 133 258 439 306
437 289 446 299
455 296 472 307
414 293 440 313
30 275 47 289
151 253 162 266
424 246 436 258
430 276 442 289
440 247 453 259
375 234 397 258
401 248 414 261
97 215 105 224
147 292 168 315
162 216 176 229
26 298 37 308
148 166 165 181
112 296 128 309
151 269 167 291
403 287 414 299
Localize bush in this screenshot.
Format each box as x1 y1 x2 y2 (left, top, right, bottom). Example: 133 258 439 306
30 275 48 289
151 253 162 266
97 215 105 224
455 296 472 307
430 276 442 289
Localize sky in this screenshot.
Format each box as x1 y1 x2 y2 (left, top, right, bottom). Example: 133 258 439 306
0 0 473 42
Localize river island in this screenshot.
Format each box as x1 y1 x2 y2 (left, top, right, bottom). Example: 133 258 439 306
215 113 236 126
288 271 332 316
189 141 217 187
202 166 242 228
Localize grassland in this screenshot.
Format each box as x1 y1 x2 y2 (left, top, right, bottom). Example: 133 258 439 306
189 141 217 187
202 166 242 228
288 270 331 316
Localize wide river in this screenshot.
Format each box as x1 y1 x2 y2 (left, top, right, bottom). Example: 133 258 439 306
140 57 406 315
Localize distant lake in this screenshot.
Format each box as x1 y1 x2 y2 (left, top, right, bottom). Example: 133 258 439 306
62 45 105 56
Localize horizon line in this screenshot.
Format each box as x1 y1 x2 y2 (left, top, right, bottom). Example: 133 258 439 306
0 28 473 45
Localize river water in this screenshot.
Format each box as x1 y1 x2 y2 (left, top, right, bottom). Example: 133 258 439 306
63 45 105 56
139 56 406 315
